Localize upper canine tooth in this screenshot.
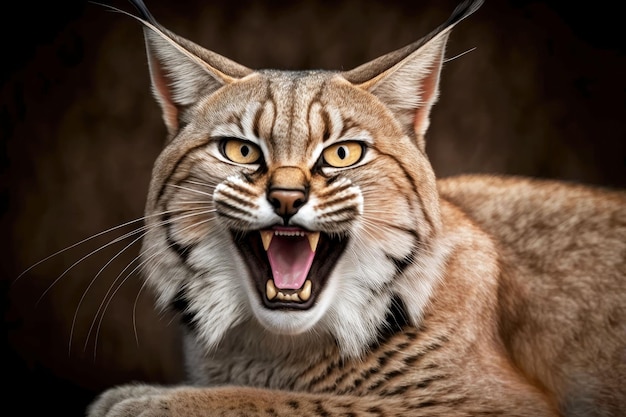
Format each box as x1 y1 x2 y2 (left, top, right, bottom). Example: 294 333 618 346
260 230 274 251
307 232 320 252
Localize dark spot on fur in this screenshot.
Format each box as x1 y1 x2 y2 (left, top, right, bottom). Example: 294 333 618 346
383 369 404 381
410 400 438 409
415 374 446 389
381 384 411 396
375 295 409 346
171 285 197 331
402 352 425 366
314 400 331 417
366 406 384 417
387 230 420 275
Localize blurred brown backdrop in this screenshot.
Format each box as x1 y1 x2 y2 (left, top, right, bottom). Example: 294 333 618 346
1 0 624 414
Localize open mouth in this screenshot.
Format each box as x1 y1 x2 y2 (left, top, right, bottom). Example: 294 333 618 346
233 227 348 310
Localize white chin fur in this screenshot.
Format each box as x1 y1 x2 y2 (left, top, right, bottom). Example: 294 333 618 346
251 305 328 335
246 277 335 336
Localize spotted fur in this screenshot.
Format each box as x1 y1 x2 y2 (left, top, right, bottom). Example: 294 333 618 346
88 0 625 416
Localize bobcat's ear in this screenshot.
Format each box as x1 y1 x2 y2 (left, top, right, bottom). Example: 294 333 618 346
342 0 483 151
129 0 253 137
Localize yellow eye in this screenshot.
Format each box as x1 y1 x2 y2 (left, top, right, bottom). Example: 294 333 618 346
222 139 262 164
322 141 364 168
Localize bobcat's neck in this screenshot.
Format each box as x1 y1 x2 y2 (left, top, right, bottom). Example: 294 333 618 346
180 199 503 390
182 320 338 387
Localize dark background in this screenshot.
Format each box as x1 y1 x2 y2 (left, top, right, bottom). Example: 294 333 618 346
1 0 624 414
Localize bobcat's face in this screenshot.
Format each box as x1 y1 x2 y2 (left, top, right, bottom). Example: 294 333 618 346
141 71 442 356
133 0 460 356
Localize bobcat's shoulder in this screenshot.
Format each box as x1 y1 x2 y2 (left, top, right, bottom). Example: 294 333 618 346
439 174 626 414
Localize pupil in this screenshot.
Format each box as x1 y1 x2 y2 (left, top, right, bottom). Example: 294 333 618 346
241 145 249 157
337 146 346 159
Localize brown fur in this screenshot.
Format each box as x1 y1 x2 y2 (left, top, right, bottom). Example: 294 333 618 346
80 1 626 416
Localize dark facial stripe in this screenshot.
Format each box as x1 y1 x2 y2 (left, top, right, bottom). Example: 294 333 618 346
266 92 277 154
156 141 212 204
218 187 257 209
316 193 358 210
286 80 296 160
339 117 359 139
252 101 264 139
317 180 353 198
305 80 327 144
318 206 360 220
373 147 435 235
320 108 332 142
214 200 254 218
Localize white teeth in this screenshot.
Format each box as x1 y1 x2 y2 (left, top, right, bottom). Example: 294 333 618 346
260 230 273 251
277 292 300 302
307 232 320 252
260 230 320 252
265 279 313 303
275 230 304 236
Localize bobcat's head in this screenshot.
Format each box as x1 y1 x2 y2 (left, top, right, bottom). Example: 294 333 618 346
134 0 483 357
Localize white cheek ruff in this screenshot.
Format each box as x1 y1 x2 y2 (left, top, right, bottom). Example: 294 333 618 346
153 167 437 359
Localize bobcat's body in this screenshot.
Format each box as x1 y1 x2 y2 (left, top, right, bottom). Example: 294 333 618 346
88 1 626 416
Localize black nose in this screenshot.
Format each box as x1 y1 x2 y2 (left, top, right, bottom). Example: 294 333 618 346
268 188 307 220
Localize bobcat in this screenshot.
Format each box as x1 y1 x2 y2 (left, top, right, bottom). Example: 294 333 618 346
87 0 625 415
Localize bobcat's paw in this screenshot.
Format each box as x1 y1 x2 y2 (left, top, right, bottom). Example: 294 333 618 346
87 384 173 417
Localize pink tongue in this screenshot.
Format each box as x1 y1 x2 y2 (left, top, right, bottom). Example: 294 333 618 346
266 234 315 290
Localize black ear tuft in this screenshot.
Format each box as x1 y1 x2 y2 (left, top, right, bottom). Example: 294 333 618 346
127 0 158 26
446 0 485 27
414 0 485 53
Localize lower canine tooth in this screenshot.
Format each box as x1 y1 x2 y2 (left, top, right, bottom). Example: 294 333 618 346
266 280 277 300
298 280 312 302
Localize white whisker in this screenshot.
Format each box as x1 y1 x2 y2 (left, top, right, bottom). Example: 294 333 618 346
443 46 477 63
37 225 148 306
72 230 148 354
17 206 210 289
132 278 151 347
15 214 153 284
168 183 214 197
184 179 220 188
90 210 218 357
37 209 190 306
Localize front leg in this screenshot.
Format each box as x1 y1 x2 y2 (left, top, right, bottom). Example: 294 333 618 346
87 383 557 417
88 384 406 417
